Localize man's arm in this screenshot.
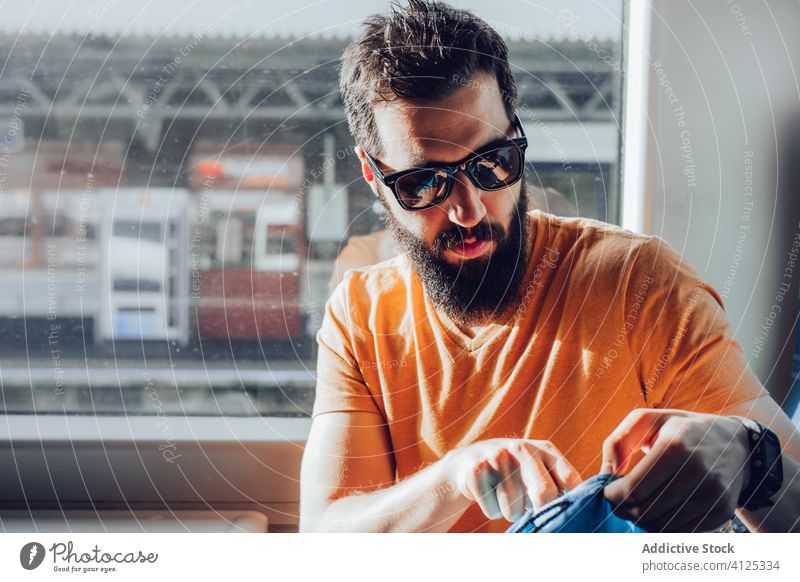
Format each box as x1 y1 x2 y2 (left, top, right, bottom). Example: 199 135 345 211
604 235 800 531
602 395 800 532
299 411 472 533
723 394 800 532
299 410 584 532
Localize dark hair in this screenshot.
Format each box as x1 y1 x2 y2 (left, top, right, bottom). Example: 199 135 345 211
340 0 518 158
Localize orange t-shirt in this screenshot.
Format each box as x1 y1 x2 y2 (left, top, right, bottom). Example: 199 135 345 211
311 209 768 533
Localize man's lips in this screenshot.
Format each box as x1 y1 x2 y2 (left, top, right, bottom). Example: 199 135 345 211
447 236 491 259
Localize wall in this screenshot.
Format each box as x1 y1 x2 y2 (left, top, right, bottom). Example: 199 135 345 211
639 0 800 407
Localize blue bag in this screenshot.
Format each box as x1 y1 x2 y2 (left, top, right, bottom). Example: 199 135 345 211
506 473 645 533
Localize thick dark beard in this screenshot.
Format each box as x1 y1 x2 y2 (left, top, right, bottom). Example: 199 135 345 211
382 181 531 327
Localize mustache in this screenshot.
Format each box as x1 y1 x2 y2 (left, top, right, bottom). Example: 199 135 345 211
431 220 505 253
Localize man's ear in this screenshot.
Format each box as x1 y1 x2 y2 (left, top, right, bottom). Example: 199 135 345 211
355 145 376 188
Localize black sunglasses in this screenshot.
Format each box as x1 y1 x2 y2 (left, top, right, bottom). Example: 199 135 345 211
364 114 528 211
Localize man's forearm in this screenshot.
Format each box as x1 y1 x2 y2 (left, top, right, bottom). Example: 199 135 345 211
737 452 800 532
307 452 473 532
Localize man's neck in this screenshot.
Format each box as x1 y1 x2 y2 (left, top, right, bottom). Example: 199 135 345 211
459 322 490 339
450 302 517 338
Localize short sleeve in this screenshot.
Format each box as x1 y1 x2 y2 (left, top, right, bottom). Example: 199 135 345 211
625 236 769 413
311 277 383 419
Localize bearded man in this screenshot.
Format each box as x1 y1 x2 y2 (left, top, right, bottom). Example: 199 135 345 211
299 0 800 533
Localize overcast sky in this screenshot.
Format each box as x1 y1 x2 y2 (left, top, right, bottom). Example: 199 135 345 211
0 0 622 41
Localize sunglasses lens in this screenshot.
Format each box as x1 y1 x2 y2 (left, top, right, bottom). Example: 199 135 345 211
469 145 524 189
395 169 450 209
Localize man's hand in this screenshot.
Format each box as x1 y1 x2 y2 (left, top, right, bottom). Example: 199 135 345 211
601 408 751 532
446 438 583 523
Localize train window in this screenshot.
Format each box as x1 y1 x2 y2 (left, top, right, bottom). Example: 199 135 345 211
0 217 28 237
113 280 161 293
0 1 623 418
266 225 299 257
47 215 70 237
113 221 163 242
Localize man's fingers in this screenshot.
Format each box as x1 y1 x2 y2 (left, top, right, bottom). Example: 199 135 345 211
646 467 736 533
495 450 526 521
465 462 503 520
514 446 561 508
460 439 585 521
610 464 705 529
538 442 583 491
601 409 678 474
603 434 683 509
602 409 661 474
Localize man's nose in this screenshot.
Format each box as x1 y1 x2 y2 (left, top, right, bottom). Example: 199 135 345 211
446 173 486 229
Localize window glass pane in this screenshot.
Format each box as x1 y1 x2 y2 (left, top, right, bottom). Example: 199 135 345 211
0 0 623 417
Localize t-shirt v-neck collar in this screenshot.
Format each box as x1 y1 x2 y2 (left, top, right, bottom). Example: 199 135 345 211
417 210 546 353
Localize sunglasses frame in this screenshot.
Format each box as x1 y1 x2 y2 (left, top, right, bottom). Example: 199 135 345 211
363 114 528 211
